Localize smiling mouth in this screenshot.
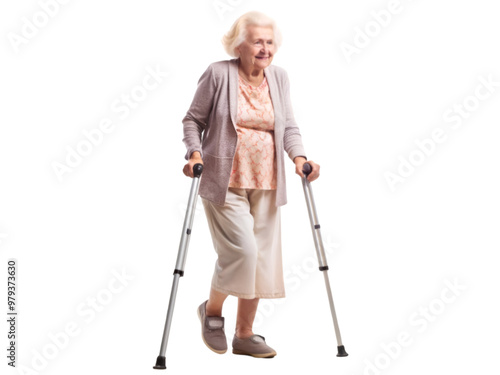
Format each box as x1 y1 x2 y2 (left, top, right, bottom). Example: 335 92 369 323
256 56 269 59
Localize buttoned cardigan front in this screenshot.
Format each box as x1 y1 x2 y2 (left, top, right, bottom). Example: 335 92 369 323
182 58 307 207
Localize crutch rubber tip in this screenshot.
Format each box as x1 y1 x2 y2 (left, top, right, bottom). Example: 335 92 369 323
336 345 348 357
153 355 166 370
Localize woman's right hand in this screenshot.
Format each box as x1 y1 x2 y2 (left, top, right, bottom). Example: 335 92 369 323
183 151 203 178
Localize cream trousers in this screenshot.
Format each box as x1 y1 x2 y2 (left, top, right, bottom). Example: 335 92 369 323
201 187 285 299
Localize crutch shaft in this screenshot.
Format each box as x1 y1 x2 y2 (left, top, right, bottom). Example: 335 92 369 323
175 168 202 272
301 163 348 357
157 274 181 356
323 271 342 345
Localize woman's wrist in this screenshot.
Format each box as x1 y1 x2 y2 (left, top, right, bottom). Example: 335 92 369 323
190 151 203 161
293 156 307 164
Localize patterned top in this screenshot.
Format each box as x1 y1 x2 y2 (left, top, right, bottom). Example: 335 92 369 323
228 74 277 189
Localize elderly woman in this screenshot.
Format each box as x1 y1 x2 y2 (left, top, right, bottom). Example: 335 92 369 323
182 11 320 358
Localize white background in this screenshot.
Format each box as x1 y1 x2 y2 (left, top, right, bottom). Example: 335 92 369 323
1 0 499 374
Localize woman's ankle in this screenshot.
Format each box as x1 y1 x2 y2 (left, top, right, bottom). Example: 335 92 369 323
235 329 254 339
205 300 223 317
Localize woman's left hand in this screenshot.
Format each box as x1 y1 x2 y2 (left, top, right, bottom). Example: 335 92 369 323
294 157 320 182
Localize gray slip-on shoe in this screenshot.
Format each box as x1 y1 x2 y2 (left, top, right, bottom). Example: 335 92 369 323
197 300 227 354
232 334 277 358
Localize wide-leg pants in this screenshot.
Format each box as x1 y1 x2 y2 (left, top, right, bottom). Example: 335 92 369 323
201 187 285 299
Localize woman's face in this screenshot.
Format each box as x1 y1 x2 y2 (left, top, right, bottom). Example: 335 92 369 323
236 25 275 71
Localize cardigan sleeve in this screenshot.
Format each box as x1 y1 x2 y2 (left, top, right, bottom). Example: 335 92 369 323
182 64 216 160
282 70 307 162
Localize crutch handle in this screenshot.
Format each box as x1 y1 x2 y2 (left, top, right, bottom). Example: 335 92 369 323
302 162 312 176
193 163 203 177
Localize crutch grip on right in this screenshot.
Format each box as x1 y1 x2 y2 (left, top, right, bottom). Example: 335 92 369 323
193 163 203 177
302 162 313 176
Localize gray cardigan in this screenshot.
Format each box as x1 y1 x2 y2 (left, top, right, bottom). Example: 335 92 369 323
182 58 307 207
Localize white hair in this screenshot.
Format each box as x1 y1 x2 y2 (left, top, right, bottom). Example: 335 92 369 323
221 11 283 57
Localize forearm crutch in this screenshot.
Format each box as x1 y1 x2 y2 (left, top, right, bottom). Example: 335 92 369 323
153 163 203 370
301 163 348 357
